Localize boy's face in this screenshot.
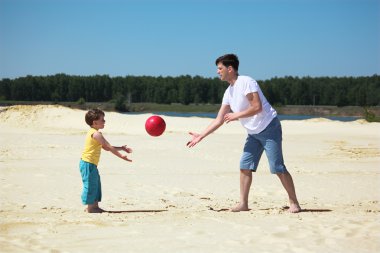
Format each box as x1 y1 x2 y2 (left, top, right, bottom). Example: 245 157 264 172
92 115 105 129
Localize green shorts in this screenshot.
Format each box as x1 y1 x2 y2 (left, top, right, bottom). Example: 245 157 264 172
79 160 102 205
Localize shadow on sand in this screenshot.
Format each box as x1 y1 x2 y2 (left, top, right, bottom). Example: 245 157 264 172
298 209 332 213
104 209 168 214
281 206 332 213
208 206 333 213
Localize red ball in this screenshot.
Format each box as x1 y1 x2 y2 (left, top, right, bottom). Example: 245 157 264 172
145 115 166 137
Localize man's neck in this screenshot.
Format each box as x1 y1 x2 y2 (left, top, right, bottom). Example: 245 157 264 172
227 74 238 85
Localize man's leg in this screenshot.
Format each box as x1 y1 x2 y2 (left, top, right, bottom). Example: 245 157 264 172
231 169 252 212
260 118 301 213
277 172 301 213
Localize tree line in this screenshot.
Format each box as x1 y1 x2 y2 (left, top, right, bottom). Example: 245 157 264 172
0 74 379 107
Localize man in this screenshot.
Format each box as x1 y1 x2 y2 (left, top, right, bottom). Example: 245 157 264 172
187 54 301 213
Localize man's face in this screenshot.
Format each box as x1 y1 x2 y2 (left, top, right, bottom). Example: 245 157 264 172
217 62 228 81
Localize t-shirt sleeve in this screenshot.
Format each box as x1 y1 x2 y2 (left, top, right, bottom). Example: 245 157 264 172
243 78 259 96
221 89 230 105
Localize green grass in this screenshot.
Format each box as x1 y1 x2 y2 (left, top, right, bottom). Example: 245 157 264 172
127 103 220 113
363 107 380 122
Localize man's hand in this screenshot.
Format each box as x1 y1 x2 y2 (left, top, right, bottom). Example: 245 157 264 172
224 113 239 123
186 132 203 148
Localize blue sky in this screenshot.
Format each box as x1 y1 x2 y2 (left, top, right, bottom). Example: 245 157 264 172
1 0 379 80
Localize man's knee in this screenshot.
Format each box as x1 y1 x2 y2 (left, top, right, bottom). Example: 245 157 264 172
240 169 253 175
276 171 290 178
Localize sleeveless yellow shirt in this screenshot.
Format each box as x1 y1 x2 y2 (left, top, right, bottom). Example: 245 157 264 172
81 128 102 166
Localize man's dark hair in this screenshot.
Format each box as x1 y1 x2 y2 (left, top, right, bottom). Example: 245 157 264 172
85 108 105 126
215 54 239 71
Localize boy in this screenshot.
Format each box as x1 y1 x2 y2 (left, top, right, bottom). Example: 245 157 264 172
80 108 132 213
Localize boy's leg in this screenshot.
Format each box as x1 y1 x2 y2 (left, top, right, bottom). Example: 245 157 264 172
87 202 104 213
231 169 252 212
87 171 104 213
94 201 104 212
87 204 103 213
80 161 104 213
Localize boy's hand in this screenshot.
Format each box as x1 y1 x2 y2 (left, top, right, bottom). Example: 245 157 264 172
122 145 133 153
121 154 132 162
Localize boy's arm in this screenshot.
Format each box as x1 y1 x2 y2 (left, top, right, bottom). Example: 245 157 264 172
113 145 133 153
92 132 132 162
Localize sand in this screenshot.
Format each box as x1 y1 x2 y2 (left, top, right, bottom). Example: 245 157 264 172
0 105 379 253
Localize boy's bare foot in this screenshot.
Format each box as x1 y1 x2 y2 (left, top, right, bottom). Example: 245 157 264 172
86 207 105 213
288 203 301 213
230 203 250 212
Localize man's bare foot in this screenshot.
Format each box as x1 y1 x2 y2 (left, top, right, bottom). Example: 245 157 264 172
230 203 250 212
288 203 301 213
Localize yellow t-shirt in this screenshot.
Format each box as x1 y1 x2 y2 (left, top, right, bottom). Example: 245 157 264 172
81 128 102 166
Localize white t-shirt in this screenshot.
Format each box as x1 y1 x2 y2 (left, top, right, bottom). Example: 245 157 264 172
222 75 277 134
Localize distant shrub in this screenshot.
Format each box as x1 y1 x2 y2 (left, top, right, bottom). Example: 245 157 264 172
364 108 380 122
77 97 85 105
114 93 127 112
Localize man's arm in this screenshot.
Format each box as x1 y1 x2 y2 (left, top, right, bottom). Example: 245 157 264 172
223 92 262 123
187 104 231 148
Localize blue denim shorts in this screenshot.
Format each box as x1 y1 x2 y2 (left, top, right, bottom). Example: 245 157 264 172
240 117 288 174
79 160 102 205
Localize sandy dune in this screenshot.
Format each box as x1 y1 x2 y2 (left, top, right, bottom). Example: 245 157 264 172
0 105 379 253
